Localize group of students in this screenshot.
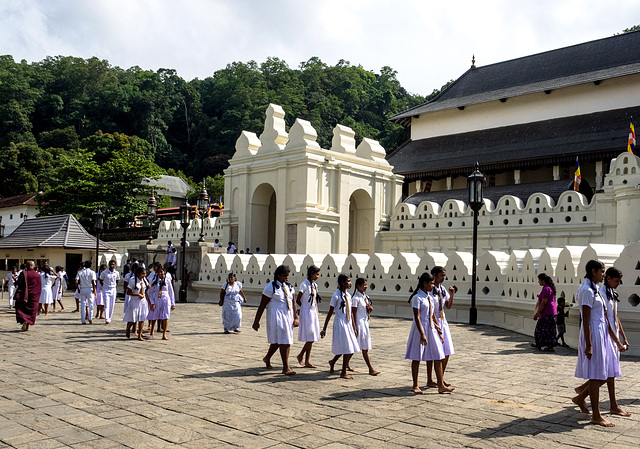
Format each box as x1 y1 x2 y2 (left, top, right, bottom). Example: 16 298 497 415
220 264 457 393
5 265 67 314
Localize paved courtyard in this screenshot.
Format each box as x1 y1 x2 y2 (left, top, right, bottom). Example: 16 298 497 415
1 298 638 449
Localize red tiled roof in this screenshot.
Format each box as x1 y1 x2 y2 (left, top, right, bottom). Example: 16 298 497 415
0 194 38 209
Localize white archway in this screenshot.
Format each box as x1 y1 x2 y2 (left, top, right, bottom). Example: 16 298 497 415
348 189 374 254
251 183 277 254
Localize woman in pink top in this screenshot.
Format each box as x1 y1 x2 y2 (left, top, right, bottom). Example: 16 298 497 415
532 273 557 351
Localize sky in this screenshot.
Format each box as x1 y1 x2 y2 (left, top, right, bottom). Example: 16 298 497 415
1 0 640 95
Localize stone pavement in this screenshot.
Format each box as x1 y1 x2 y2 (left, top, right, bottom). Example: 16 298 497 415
1 299 638 449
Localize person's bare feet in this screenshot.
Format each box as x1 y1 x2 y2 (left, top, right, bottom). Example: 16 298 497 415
591 417 615 427
137 335 145 341
426 381 438 388
346 366 355 372
233 329 241 333
282 369 296 375
412 387 424 394
88 320 92 324
60 308 65 311
438 385 454 394
340 373 354 379
44 313 51 316
572 396 590 413
443 380 453 387
21 322 28 331
369 369 380 376
328 359 336 373
162 335 169 340
105 321 110 325
610 407 631 417
72 309 79 313
297 354 304 366
126 328 131 338
263 357 273 369
304 363 317 368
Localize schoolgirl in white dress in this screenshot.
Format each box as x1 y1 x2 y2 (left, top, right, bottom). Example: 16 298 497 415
39 267 59 316
148 267 176 340
352 278 380 375
124 266 152 341
94 264 107 320
572 260 617 427
405 272 453 394
428 266 455 388
122 263 138 317
321 274 360 379
51 267 65 311
219 272 247 333
296 265 321 368
252 265 298 375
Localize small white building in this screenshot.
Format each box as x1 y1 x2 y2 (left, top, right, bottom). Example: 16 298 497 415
0 194 40 238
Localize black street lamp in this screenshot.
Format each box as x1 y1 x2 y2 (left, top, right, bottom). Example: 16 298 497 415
467 162 485 325
178 196 191 303
94 207 104 272
146 189 158 245
197 180 208 243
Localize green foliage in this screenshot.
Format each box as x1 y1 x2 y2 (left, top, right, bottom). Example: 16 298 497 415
0 142 56 196
623 25 640 33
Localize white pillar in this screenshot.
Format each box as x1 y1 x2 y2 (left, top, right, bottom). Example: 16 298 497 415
514 169 521 185
595 160 604 191
553 165 560 181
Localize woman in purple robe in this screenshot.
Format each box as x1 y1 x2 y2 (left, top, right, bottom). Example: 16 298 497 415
15 261 42 331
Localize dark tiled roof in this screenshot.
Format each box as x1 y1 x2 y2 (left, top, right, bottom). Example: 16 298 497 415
0 194 38 209
404 180 578 207
388 107 637 178
0 215 116 251
391 31 640 121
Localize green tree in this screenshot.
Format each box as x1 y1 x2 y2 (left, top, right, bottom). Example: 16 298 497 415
0 142 56 196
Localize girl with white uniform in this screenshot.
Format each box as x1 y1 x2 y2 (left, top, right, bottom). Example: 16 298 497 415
405 272 454 394
51 266 65 312
122 263 138 318
39 267 59 316
351 278 380 376
296 265 321 368
124 266 152 341
6 268 18 309
572 260 623 427
219 272 247 333
427 266 455 389
321 274 360 379
149 266 176 340
94 264 107 320
252 265 298 375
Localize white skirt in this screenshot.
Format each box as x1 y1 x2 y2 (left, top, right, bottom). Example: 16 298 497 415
356 318 371 350
298 306 320 342
221 298 242 331
438 316 455 356
605 334 622 378
406 321 445 362
123 297 148 323
40 287 53 305
331 316 360 355
575 319 608 380
265 306 293 344
95 289 104 306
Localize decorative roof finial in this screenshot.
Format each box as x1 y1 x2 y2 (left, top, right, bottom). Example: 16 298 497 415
471 54 476 69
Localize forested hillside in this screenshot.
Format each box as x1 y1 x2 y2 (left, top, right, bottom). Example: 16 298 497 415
0 55 436 225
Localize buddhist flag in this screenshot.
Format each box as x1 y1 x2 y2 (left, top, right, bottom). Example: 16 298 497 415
573 157 581 192
628 119 636 154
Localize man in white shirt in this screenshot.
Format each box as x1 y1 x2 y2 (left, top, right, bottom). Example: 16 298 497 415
76 261 97 324
99 260 120 325
166 241 176 266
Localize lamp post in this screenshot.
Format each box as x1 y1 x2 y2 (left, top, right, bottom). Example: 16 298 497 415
146 189 158 245
178 196 191 303
197 180 208 243
93 207 104 273
467 162 485 325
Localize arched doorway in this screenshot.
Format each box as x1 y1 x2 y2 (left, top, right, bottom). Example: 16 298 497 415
348 189 374 254
251 184 276 254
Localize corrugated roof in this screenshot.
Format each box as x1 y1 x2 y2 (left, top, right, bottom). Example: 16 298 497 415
391 30 640 122
0 215 116 251
388 107 637 178
0 194 38 209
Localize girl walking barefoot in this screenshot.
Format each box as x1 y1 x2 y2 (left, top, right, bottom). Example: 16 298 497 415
95 264 107 320
296 265 321 368
351 278 380 376
39 266 59 316
219 273 247 333
321 274 360 379
427 266 455 389
124 267 153 341
252 265 298 375
406 272 454 394
149 266 176 340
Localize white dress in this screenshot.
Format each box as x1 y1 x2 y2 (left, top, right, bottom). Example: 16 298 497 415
433 285 455 356
406 289 445 361
262 281 294 344
53 272 64 301
329 289 360 355
601 284 622 379
149 273 175 321
39 273 55 304
297 279 320 342
123 272 134 314
575 280 608 380
221 281 243 331
123 277 150 323
95 270 105 306
352 291 371 350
